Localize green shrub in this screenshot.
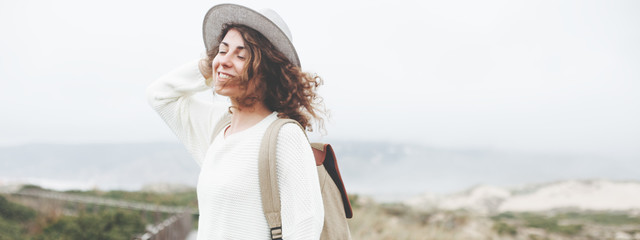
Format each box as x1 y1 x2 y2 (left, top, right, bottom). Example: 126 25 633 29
493 221 517 236
0 196 37 239
491 212 516 221
553 224 583 235
36 209 146 240
0 217 26 240
521 213 582 236
580 212 640 225
0 195 36 222
523 214 554 229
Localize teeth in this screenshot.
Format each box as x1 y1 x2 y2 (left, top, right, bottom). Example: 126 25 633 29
219 73 232 79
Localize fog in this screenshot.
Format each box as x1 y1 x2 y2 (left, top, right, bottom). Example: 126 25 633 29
1 0 639 160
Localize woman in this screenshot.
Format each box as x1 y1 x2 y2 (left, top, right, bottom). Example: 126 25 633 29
146 4 325 240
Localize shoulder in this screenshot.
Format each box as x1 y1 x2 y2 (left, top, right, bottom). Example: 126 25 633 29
276 121 308 146
274 121 315 175
274 121 312 159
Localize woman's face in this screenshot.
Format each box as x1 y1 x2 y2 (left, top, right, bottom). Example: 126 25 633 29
212 28 247 97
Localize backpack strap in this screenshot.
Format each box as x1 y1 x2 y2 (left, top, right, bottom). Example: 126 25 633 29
259 118 301 240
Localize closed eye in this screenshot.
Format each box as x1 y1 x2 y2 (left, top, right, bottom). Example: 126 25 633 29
218 42 245 59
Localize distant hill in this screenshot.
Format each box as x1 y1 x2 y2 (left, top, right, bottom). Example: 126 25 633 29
406 179 640 214
0 142 198 191
328 141 638 201
1 141 638 202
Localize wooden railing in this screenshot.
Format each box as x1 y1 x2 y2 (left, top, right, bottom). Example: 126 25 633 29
134 212 192 240
13 189 197 214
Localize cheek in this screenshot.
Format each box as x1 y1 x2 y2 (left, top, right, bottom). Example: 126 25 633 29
234 60 246 75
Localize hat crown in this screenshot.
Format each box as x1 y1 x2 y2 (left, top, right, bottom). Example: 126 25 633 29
260 9 293 42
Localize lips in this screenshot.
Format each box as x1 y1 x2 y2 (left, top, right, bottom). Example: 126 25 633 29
217 71 234 82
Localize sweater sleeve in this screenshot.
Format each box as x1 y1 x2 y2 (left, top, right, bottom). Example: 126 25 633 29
276 124 325 239
146 60 228 166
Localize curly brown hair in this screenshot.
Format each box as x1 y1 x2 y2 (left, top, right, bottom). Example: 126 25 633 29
200 24 326 132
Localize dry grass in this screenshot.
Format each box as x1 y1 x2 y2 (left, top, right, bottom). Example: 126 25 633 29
347 195 498 240
347 195 640 240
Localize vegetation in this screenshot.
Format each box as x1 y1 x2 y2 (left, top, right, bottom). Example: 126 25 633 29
490 211 640 239
1 195 148 240
492 211 640 226
35 209 145 240
0 195 36 240
522 213 583 235
348 196 489 239
0 184 200 240
347 195 640 240
0 195 36 221
64 188 200 229
556 211 640 225
6 187 640 240
492 221 518 236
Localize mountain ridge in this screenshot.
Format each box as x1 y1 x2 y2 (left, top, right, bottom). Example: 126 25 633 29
1 141 638 203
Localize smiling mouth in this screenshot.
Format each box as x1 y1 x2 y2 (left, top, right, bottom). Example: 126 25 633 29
218 72 233 80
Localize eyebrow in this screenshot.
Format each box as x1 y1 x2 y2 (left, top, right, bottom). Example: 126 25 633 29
220 42 245 50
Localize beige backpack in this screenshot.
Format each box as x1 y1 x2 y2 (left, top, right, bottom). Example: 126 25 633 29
213 115 353 240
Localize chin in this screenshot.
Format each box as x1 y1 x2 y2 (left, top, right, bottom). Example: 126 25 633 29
214 83 242 98
214 88 236 97
214 89 228 96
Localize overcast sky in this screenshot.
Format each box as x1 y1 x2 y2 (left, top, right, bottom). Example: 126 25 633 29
1 0 639 159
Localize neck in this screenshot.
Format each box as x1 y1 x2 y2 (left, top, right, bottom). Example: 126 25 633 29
226 100 272 137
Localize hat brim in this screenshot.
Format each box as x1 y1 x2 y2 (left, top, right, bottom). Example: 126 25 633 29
202 4 300 67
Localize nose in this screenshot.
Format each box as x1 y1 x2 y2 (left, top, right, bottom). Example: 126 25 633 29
219 53 232 68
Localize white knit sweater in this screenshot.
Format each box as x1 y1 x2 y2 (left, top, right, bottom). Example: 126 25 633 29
146 60 324 239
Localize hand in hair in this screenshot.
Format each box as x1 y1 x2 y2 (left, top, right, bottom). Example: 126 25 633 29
199 58 214 86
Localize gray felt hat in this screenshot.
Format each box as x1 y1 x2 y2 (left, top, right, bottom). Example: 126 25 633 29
202 4 300 67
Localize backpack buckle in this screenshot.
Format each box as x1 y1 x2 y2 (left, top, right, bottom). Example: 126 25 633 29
270 226 283 240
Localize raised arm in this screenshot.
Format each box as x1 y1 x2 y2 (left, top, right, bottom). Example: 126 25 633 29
146 59 228 166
